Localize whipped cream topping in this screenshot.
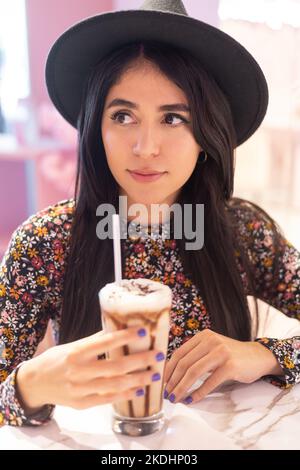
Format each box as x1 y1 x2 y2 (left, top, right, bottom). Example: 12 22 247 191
99 278 172 314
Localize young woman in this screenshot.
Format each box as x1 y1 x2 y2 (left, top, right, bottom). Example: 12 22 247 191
1 0 299 427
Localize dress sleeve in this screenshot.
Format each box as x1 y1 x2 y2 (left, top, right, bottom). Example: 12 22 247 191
0 217 59 427
230 199 300 389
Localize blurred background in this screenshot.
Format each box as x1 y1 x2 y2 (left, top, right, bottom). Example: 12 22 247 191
0 0 299 259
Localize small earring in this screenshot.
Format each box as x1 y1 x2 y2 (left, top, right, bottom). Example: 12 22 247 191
197 150 208 164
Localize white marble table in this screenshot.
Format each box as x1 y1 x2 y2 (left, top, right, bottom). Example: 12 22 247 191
0 378 300 450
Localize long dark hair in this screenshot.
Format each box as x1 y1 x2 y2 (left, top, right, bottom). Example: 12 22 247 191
59 40 282 344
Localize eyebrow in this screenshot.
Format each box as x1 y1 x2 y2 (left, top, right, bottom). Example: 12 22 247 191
106 98 191 113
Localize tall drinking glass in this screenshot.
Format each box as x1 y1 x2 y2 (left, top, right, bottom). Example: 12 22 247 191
99 278 172 436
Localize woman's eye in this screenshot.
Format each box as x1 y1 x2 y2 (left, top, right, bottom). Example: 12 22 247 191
110 111 133 124
164 113 188 125
109 111 189 126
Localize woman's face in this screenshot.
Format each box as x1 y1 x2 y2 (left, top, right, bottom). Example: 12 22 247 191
101 60 201 221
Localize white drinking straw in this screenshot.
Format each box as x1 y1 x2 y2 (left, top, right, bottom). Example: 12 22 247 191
112 214 122 285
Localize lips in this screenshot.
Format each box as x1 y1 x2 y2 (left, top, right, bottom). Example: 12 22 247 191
128 170 166 183
129 170 165 175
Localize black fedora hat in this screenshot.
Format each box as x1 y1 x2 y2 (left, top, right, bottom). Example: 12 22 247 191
45 0 269 147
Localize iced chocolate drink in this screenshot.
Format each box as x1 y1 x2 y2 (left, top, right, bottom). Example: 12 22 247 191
99 278 172 436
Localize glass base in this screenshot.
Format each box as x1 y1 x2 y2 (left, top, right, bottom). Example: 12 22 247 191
112 411 165 437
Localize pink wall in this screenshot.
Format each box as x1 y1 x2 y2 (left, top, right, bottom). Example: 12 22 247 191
0 1 115 260
0 161 27 233
25 0 113 109
181 0 219 25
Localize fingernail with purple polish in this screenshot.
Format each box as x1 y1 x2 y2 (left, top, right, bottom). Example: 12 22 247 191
152 372 161 382
156 352 165 362
169 393 176 403
137 328 146 337
164 389 169 399
183 395 193 404
136 388 145 397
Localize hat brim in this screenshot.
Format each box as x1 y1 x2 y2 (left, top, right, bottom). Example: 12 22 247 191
45 9 268 147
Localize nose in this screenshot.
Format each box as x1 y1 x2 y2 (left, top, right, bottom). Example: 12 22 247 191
133 126 160 159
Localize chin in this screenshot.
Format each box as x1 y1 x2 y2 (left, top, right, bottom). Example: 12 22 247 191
126 192 164 205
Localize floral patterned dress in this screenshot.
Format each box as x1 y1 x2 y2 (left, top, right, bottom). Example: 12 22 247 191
0 198 299 427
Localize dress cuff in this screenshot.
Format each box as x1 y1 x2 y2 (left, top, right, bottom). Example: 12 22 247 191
2 362 55 427
255 337 300 389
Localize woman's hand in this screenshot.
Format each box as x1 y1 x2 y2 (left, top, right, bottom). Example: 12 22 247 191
16 326 164 413
164 328 284 405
